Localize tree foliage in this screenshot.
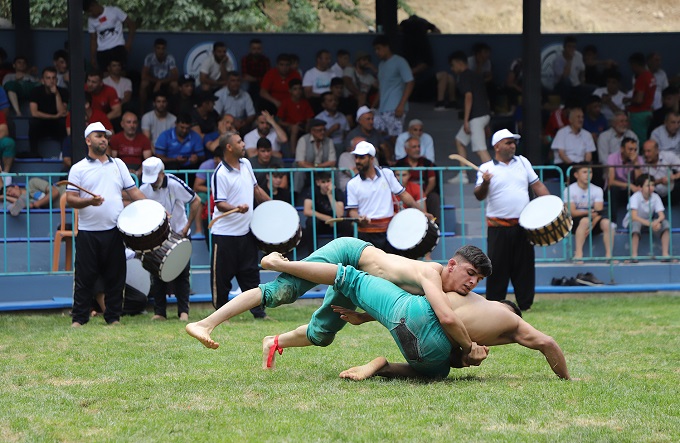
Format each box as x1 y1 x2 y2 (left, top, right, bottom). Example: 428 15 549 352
0 0 374 33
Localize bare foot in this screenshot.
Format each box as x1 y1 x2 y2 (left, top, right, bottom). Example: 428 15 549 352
339 357 388 381
71 322 83 328
179 312 189 322
107 321 121 326
151 315 166 321
260 252 288 271
185 322 219 349
262 335 282 370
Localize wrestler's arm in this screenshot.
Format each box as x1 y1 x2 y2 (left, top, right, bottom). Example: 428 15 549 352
510 320 570 379
418 267 476 356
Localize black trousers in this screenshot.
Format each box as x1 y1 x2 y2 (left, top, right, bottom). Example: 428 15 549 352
150 261 191 318
73 229 126 324
29 117 66 154
211 232 266 317
486 225 535 311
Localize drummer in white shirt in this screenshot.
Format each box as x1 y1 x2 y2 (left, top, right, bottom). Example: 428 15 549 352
474 129 550 312
140 157 201 321
345 141 427 253
66 122 147 327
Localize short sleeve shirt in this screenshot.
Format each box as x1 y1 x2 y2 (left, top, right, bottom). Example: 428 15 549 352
563 182 603 210
87 6 127 51
476 156 539 218
66 156 135 230
140 173 196 233
29 85 68 115
551 126 596 164
109 132 152 168
155 128 203 163
346 167 404 219
377 54 414 113
210 160 257 236
141 111 176 147
628 191 664 222
89 84 121 114
302 67 336 95
457 69 490 119
144 53 177 80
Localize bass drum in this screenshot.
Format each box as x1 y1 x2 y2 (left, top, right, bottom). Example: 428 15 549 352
141 233 193 282
519 195 573 246
250 200 302 254
117 199 170 253
387 208 440 259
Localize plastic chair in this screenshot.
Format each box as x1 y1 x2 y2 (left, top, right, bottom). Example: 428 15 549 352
52 193 78 271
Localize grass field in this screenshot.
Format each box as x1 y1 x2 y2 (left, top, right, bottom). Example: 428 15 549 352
1 295 678 442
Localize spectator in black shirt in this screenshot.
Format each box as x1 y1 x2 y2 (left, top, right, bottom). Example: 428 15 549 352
28 67 68 157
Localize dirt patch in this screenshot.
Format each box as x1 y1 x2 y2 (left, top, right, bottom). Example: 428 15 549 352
316 0 680 34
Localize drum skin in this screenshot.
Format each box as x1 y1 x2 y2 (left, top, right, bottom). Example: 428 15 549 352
387 208 441 259
250 200 302 254
141 232 192 282
519 195 573 246
117 200 170 253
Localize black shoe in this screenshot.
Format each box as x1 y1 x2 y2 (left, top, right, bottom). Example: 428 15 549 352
434 101 446 111
576 272 604 286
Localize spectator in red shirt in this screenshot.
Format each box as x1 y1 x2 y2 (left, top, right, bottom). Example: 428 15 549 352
110 111 152 172
626 52 657 143
85 70 122 123
277 78 314 155
63 92 112 170
241 38 270 101
259 54 301 114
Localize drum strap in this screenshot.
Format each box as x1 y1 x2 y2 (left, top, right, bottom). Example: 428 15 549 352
486 217 519 227
358 216 392 233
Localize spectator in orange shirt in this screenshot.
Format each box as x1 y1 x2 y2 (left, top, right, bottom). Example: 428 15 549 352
259 54 301 114
277 78 314 156
110 111 152 172
85 70 122 125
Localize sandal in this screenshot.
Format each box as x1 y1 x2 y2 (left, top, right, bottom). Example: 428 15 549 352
266 335 283 368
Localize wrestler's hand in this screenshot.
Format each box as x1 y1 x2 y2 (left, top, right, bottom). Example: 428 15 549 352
463 342 489 367
331 305 373 325
260 252 288 270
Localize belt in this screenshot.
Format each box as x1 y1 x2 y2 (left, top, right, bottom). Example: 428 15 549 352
486 217 519 227
357 216 392 233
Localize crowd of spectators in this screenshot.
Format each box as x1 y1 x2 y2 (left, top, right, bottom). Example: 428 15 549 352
2 8 680 260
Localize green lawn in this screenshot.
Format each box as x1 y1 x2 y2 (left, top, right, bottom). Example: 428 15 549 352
0 295 678 442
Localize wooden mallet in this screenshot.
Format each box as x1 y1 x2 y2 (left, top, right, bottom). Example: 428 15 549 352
207 208 242 229
448 154 480 171
55 180 98 197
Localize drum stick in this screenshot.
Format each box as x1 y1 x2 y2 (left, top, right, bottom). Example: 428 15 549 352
325 217 360 225
55 180 98 197
447 154 480 171
207 208 241 229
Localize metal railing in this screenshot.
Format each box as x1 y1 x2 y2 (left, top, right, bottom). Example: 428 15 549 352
1 164 677 277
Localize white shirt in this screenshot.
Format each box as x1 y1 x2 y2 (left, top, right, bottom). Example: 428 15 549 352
650 125 680 155
139 174 196 234
330 63 344 78
652 69 669 110
214 88 255 119
199 55 235 82
476 156 539 219
596 128 638 165
563 182 603 210
315 110 349 145
642 150 680 197
141 111 176 147
103 76 132 101
346 167 404 219
87 6 127 52
551 126 596 164
243 128 281 153
302 67 337 95
66 156 135 231
394 132 435 163
592 87 628 122
624 191 665 227
210 159 257 236
552 50 585 87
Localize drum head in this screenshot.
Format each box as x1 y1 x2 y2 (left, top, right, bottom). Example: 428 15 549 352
159 239 192 282
519 195 565 230
126 258 150 295
387 208 429 250
117 200 167 235
250 200 300 245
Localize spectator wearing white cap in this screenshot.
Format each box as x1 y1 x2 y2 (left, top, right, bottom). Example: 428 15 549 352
474 129 550 312
66 122 147 327
344 106 390 165
346 141 425 253
394 119 435 162
140 156 201 322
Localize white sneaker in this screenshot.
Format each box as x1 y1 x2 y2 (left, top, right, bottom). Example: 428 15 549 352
447 173 469 184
